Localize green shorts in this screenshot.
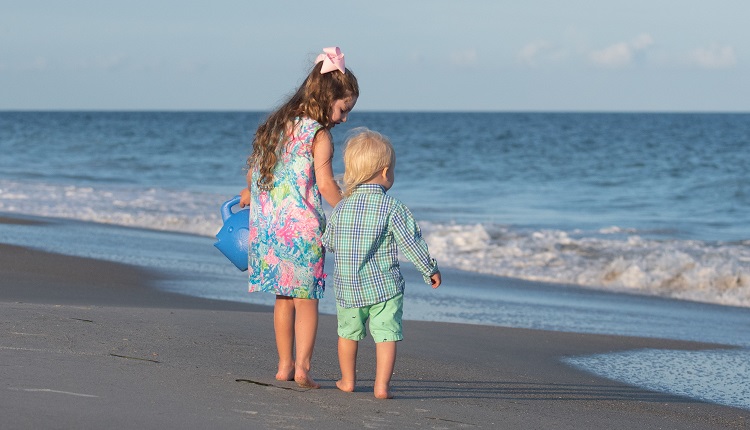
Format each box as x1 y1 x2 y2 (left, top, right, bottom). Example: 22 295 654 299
336 293 404 343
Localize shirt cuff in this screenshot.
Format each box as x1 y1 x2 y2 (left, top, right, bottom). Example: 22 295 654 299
422 258 439 284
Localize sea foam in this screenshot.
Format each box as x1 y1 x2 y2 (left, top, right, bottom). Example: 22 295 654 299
420 221 750 308
2 179 748 309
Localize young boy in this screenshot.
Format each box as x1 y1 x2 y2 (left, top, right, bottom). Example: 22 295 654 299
321 128 441 399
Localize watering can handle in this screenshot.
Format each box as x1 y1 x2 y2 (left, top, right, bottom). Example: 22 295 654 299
220 195 242 222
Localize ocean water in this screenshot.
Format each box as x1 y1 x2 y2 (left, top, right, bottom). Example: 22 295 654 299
1 111 748 307
1 111 750 410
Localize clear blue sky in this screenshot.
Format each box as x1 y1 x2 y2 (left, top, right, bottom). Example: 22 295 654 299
2 1 748 112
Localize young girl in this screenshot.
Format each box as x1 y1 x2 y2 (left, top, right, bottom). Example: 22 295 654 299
321 128 442 399
239 47 358 389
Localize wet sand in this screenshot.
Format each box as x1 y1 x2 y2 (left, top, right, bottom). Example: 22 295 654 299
0 216 747 429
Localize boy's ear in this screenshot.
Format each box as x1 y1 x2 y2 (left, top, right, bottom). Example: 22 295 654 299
381 166 390 179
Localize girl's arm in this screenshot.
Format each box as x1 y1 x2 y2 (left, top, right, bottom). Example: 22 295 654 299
312 129 343 207
239 169 252 208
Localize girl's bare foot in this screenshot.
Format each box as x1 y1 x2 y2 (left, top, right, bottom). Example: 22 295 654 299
294 372 321 389
374 384 393 399
275 364 294 381
336 379 355 392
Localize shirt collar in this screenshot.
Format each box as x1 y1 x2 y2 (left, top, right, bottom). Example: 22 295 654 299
353 183 386 194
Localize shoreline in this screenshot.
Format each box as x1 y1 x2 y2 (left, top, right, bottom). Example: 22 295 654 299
3 211 748 315
1 216 747 428
1 212 748 347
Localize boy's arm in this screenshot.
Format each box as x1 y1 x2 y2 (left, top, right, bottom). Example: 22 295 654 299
321 207 336 253
390 204 439 285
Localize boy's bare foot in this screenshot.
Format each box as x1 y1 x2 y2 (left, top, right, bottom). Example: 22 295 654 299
275 365 294 382
374 385 393 399
336 379 355 392
294 372 321 389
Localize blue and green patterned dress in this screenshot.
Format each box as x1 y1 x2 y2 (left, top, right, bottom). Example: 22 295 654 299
247 117 327 299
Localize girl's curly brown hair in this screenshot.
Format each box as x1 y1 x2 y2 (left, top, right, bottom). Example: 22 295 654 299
248 61 359 190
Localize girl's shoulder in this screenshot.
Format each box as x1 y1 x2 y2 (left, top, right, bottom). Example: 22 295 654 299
291 117 325 142
295 116 324 131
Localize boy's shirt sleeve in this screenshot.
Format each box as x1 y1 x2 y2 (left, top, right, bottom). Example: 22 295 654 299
322 206 336 252
389 202 439 284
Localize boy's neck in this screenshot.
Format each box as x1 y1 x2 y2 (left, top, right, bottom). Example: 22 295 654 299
364 178 390 191
361 166 393 192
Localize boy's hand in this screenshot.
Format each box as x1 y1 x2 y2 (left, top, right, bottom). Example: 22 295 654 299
430 271 442 289
239 188 251 208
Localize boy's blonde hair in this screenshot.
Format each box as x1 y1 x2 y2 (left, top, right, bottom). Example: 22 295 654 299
342 128 395 197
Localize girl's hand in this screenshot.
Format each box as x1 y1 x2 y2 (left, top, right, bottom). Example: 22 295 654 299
239 188 251 208
430 271 442 289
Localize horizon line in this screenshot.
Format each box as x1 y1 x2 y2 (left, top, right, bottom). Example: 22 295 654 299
2 108 749 115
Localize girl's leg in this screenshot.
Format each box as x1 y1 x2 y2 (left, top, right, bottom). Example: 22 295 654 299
336 337 358 392
273 296 295 381
292 298 320 388
374 341 396 399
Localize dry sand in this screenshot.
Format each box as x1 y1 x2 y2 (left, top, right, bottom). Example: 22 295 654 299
1 220 748 429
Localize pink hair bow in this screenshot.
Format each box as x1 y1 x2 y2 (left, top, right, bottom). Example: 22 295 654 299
316 47 345 74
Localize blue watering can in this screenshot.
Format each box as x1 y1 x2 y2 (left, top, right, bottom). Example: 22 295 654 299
214 195 249 271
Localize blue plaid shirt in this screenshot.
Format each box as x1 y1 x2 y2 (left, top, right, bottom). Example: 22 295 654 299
322 184 439 308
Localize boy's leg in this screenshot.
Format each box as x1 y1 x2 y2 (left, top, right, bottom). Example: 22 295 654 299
374 341 396 399
335 304 368 392
336 337 358 392
292 298 320 388
368 294 403 399
273 296 295 381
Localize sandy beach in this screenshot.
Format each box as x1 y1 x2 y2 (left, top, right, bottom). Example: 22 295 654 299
1 216 747 429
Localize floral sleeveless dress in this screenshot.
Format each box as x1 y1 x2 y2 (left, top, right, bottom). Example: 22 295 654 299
247 117 326 298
